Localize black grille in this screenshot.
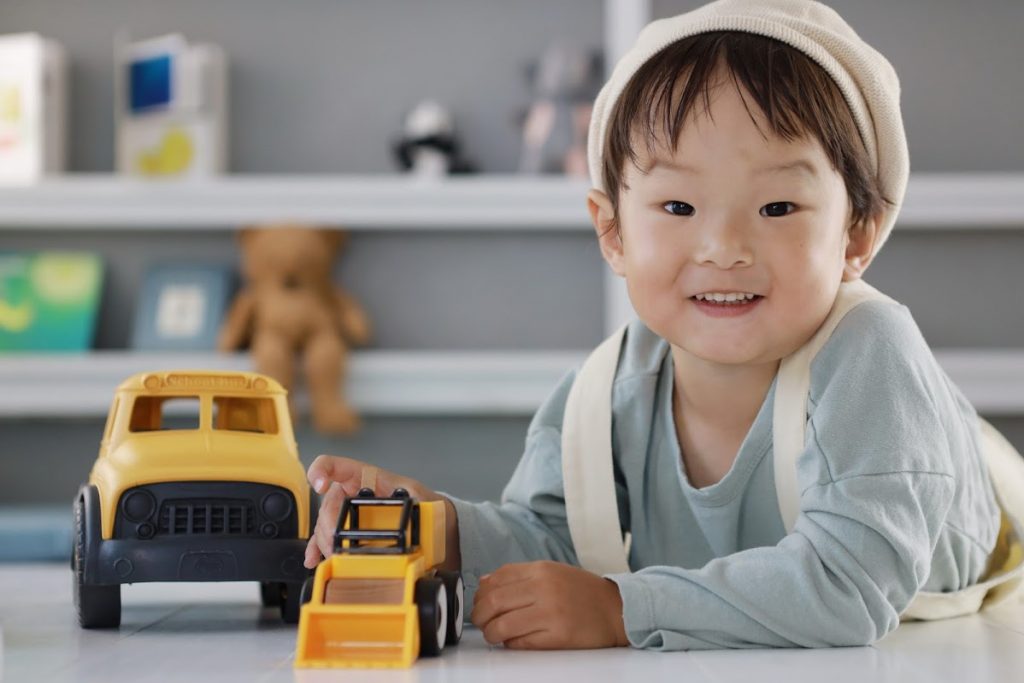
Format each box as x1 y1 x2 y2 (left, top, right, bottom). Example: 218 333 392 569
158 499 255 536
114 482 299 540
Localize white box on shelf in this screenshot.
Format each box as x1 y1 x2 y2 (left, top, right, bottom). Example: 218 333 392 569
115 33 227 179
0 33 66 185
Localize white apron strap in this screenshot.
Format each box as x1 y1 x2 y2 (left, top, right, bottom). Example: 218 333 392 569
771 280 1024 619
902 420 1024 619
563 280 1024 615
772 279 895 532
562 323 632 575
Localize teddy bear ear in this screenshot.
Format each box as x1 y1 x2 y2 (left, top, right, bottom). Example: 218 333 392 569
323 228 348 253
237 226 258 247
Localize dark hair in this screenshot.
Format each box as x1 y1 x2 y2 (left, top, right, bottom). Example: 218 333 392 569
601 31 889 232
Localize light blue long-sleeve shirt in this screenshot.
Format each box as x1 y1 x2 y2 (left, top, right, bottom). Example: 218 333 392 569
446 299 1002 650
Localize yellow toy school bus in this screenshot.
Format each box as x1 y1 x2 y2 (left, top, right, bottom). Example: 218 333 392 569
73 370 313 628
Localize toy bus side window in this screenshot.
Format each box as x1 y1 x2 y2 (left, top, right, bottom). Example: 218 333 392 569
212 396 278 434
128 396 200 431
102 397 120 444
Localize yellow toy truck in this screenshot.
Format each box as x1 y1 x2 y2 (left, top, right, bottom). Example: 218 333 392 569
295 487 464 668
73 370 314 628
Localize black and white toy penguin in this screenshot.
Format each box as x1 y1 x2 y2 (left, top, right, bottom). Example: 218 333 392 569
393 100 475 178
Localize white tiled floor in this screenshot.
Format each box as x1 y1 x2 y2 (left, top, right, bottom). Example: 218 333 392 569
2 563 1023 682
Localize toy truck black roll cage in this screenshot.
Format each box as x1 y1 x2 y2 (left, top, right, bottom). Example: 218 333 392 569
332 487 421 555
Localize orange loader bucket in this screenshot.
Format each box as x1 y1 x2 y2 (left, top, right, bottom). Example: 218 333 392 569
295 604 418 668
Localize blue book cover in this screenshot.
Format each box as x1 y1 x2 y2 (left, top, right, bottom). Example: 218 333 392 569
131 263 234 351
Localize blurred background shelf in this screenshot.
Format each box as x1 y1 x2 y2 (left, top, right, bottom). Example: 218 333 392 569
0 350 585 417
0 173 1022 229
0 174 593 229
1 347 1022 417
1 0 1022 516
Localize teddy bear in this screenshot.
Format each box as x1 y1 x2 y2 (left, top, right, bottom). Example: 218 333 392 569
218 225 370 434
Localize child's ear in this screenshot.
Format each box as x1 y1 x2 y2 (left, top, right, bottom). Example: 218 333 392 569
842 213 880 281
588 189 626 276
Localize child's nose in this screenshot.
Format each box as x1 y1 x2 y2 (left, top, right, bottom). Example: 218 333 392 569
693 219 754 269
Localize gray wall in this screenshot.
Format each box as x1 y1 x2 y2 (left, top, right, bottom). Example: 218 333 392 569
0 0 603 174
0 229 606 351
653 0 1024 172
1 1 1023 506
0 0 605 505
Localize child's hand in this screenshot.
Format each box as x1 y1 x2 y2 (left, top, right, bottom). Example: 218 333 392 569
471 560 629 649
302 455 459 570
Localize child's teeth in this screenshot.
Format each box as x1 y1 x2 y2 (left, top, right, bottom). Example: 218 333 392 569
696 292 758 303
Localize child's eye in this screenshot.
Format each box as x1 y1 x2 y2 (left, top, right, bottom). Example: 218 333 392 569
760 201 796 217
663 201 695 216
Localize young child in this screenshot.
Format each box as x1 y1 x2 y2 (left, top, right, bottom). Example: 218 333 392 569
304 0 1010 650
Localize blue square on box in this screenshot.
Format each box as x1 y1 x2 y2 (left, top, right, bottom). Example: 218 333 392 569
129 54 173 112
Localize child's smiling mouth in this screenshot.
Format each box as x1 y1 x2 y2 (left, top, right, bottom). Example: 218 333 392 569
690 292 764 317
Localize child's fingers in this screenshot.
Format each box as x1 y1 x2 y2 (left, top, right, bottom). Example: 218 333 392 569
354 463 438 501
503 630 555 650
479 562 533 588
313 482 346 556
307 454 364 495
303 535 322 569
307 455 437 503
305 462 441 566
470 578 537 629
477 604 545 647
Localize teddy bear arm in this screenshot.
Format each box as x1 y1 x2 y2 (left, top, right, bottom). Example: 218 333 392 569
218 289 256 351
335 288 371 346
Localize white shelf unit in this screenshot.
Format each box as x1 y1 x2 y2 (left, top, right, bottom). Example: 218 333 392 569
1 173 1024 417
0 174 593 229
0 350 584 418
1 348 1022 418
1 173 1023 229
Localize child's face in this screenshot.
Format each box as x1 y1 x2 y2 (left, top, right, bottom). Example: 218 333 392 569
590 71 877 367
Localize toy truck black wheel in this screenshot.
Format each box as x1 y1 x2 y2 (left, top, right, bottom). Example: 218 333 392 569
260 581 284 607
438 570 464 645
73 496 121 629
415 577 448 657
280 581 304 624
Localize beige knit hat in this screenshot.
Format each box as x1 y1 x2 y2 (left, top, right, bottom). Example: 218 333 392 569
587 0 908 257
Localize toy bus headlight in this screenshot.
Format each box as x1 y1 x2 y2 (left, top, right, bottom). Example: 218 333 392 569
261 492 291 522
122 490 156 523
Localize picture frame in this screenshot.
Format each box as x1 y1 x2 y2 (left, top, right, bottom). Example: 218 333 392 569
131 262 233 351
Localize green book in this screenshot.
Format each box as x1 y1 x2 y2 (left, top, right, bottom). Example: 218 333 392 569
0 252 103 351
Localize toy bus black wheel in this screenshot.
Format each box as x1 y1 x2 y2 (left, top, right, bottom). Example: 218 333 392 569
280 581 303 624
73 497 121 628
438 570 464 645
415 577 448 657
260 581 284 607
300 575 316 605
